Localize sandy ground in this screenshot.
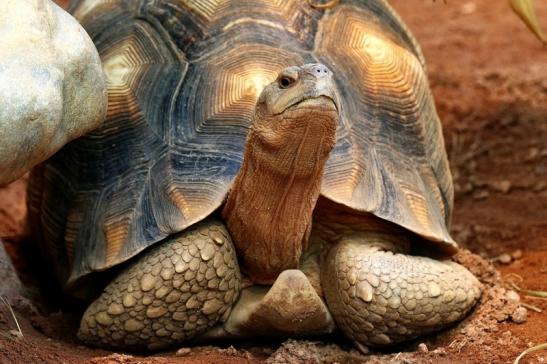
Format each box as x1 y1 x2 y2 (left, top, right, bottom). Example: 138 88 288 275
1 0 546 363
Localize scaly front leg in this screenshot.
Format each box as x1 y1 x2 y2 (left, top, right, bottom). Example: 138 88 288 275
321 234 482 352
78 219 241 351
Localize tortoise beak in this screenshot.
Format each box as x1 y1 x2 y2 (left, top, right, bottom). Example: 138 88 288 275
284 64 340 113
287 95 338 112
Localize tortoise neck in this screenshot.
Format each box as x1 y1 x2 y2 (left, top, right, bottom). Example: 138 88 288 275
222 111 335 284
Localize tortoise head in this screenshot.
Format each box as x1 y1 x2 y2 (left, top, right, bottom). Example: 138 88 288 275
250 63 339 177
223 64 340 284
258 63 339 115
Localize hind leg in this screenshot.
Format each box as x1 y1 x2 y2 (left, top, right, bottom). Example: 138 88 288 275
321 235 481 352
78 219 240 351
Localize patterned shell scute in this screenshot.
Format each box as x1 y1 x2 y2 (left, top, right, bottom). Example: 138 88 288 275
29 0 454 290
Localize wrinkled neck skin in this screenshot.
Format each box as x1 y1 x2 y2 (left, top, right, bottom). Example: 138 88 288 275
222 105 337 284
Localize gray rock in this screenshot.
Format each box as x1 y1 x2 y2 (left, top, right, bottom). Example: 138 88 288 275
511 306 528 324
0 240 39 317
0 240 22 299
0 0 107 185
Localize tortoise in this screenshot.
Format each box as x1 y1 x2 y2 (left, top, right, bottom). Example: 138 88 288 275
29 0 482 352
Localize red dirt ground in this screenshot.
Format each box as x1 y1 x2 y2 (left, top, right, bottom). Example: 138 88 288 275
1 0 546 363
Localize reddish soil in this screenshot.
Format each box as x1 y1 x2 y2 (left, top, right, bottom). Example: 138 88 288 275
1 0 546 363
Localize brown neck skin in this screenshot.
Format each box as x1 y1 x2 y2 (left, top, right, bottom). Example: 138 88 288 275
222 104 337 284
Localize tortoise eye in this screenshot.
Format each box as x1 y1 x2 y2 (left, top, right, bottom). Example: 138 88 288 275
279 76 295 89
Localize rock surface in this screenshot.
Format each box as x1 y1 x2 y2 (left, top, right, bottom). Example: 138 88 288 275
0 0 107 185
0 239 22 299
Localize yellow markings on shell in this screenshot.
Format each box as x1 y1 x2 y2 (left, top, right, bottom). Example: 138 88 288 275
222 18 286 33
246 71 272 99
182 0 222 20
99 33 157 268
64 209 85 266
166 181 229 230
100 33 154 122
103 55 131 87
345 23 420 98
324 10 396 82
183 0 298 24
104 218 130 266
350 30 391 61
101 33 154 89
400 184 432 233
318 9 396 199
421 170 448 224
318 6 426 212
206 44 301 122
167 185 193 219
72 0 113 23
319 7 422 103
212 66 275 120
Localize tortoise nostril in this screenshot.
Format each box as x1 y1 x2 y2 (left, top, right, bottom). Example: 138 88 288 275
310 64 331 77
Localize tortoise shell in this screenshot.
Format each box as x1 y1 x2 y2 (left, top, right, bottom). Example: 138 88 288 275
28 0 455 291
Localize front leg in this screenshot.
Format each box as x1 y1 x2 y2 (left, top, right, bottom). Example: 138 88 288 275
321 235 482 352
78 219 241 351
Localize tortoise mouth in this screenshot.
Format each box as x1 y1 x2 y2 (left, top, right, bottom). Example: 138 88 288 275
286 95 338 112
